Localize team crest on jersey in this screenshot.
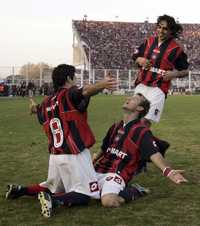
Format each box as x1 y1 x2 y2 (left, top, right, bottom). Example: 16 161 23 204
114 135 120 142
151 54 157 60
89 181 99 192
114 129 124 142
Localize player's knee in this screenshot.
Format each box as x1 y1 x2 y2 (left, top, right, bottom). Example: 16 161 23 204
101 194 121 208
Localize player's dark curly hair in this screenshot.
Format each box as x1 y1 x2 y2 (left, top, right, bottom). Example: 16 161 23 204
157 14 183 39
52 64 75 92
137 93 151 119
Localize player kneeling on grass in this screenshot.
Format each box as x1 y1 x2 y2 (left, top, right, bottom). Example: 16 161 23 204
92 93 188 208
6 64 117 218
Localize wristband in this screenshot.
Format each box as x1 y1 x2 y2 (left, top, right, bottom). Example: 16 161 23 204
163 167 172 177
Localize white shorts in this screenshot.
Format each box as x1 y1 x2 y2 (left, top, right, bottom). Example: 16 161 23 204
96 173 125 197
134 83 165 123
40 149 99 199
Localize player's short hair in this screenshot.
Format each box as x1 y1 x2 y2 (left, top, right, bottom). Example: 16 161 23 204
52 64 76 91
137 93 150 119
157 14 183 39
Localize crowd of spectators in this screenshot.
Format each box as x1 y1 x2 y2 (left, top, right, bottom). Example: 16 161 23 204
73 20 200 70
0 81 53 97
181 24 200 70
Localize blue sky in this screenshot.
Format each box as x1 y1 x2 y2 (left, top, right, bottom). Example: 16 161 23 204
0 0 199 75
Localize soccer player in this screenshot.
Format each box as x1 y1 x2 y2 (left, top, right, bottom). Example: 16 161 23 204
133 15 189 127
92 93 188 207
35 94 187 213
6 64 117 217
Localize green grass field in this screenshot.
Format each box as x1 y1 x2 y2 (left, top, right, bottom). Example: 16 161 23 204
0 95 200 226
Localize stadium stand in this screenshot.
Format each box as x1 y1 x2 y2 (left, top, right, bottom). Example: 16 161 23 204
73 20 200 70
1 20 200 95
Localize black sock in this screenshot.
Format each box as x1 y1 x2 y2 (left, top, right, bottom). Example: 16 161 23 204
119 187 136 202
15 186 28 197
52 192 90 207
119 186 145 202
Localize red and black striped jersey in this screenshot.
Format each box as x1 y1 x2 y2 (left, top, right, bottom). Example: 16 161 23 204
36 86 95 155
94 119 160 184
133 36 189 94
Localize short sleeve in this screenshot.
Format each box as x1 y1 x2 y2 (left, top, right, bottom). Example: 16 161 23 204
174 51 189 70
68 86 90 112
132 41 147 61
139 130 160 162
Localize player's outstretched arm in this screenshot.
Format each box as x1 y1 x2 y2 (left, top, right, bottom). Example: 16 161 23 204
163 69 189 81
150 152 188 184
82 77 118 97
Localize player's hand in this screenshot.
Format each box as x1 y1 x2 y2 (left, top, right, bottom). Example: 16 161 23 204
167 169 188 184
92 153 98 163
163 71 177 81
29 98 37 115
102 77 118 91
136 57 151 70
